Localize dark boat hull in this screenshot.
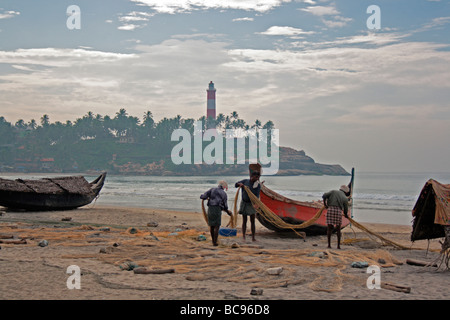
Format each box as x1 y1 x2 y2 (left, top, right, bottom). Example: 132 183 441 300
0 191 97 211
0 172 106 211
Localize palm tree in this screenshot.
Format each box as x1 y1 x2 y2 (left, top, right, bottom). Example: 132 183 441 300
27 119 37 130
40 114 50 127
215 113 225 132
15 119 26 130
113 108 129 137
262 120 275 131
251 119 262 130
143 111 155 129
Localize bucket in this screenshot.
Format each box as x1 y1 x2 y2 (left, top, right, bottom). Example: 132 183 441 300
219 227 237 237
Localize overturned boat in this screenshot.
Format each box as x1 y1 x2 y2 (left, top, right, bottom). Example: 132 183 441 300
0 172 106 211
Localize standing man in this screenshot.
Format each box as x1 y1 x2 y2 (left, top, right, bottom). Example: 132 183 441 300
322 185 349 249
200 180 232 246
235 166 261 242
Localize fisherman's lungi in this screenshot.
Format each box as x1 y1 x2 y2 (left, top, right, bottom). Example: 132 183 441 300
207 205 222 227
326 206 343 226
238 200 256 216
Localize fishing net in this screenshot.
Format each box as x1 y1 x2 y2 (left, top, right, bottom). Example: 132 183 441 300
235 186 325 239
0 221 406 293
240 185 420 250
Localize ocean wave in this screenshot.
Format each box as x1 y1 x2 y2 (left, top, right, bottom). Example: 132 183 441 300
273 190 417 202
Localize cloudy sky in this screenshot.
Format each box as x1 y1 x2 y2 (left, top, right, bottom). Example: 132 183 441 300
0 0 449 173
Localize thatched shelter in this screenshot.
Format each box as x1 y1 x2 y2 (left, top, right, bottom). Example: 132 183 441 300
411 179 450 241
411 179 450 269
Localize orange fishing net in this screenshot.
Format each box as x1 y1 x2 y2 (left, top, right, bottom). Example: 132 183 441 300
0 221 405 292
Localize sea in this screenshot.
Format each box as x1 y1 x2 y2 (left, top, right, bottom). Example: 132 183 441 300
2 171 450 226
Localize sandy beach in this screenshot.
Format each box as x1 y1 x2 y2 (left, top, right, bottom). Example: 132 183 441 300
0 204 447 302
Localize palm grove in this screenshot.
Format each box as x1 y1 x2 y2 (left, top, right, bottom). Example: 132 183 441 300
0 109 275 174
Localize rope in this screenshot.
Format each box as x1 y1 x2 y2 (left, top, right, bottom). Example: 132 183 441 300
203 184 420 251
240 185 417 250
238 185 326 239
201 199 209 225
345 216 411 250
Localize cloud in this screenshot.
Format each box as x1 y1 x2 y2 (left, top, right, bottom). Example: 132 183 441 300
0 48 136 67
299 4 352 28
258 26 315 37
300 5 338 16
420 16 450 31
118 23 146 31
232 17 254 22
131 0 293 14
117 11 153 30
0 10 20 19
119 11 154 22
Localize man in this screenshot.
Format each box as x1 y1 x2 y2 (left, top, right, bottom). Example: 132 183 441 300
322 185 349 249
200 180 232 246
235 169 261 242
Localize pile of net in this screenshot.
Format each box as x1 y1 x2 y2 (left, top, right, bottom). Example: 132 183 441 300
0 222 405 293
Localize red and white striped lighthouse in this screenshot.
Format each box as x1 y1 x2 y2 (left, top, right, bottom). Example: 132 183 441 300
206 81 216 120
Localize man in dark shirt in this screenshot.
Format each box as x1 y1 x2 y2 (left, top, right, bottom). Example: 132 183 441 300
322 185 349 249
200 181 232 246
235 171 261 242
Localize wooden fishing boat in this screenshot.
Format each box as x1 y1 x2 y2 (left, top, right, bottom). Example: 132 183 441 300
257 169 354 235
0 172 106 211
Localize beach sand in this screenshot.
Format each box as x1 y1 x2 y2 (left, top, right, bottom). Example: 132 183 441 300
0 205 447 301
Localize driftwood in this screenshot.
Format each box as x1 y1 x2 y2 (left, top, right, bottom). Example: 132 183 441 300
381 282 411 294
406 258 438 267
0 239 27 244
133 267 175 275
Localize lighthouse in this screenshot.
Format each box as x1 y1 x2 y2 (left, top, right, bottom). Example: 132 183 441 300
206 81 216 120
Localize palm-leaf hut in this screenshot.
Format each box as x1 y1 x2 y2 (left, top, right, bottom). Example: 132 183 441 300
411 179 450 241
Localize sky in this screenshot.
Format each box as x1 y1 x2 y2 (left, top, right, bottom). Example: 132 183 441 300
0 0 449 173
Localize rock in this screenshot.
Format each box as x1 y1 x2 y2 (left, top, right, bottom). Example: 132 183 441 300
351 261 369 268
144 234 159 241
266 267 283 275
231 242 239 248
168 232 178 236
127 227 138 234
99 246 115 254
250 288 263 296
38 240 48 247
120 261 139 271
308 251 327 259
196 235 206 241
86 232 100 238
61 217 72 221
99 227 110 232
147 222 158 228
377 258 386 265
175 228 183 232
